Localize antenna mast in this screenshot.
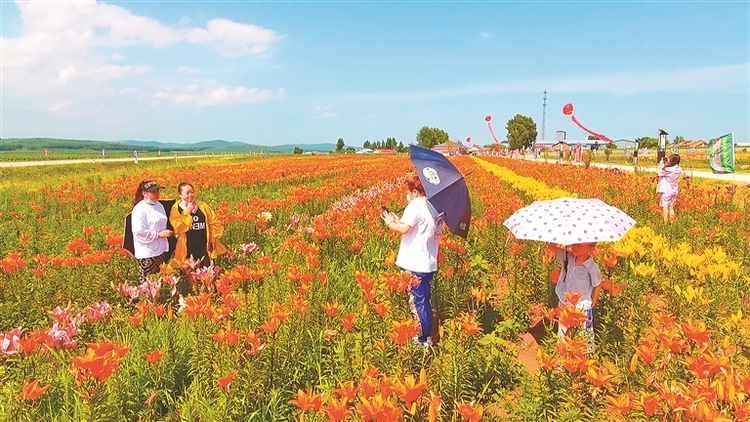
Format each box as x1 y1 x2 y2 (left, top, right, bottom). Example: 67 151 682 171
541 90 548 141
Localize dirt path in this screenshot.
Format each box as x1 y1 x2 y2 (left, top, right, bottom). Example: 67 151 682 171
0 155 208 168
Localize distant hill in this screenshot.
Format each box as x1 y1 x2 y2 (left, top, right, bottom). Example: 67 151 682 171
0 138 150 152
1 138 341 153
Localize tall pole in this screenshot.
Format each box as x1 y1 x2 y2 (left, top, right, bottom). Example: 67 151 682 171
541 90 548 141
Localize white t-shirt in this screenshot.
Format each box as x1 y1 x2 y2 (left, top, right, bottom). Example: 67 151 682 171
395 197 440 273
131 201 169 259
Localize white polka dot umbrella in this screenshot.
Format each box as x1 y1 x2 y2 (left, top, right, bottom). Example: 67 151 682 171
502 197 636 245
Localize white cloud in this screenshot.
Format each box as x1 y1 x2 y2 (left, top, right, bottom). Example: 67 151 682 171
317 112 337 119
178 16 193 26
163 83 286 106
480 31 492 38
185 18 280 57
0 0 282 109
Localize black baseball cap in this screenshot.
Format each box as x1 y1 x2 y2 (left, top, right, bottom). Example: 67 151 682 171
142 181 164 192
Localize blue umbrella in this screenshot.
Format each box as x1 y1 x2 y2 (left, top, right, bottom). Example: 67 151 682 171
409 145 471 238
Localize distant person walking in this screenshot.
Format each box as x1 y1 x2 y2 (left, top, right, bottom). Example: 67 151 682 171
133 150 139 164
102 149 106 158
656 154 682 223
44 148 48 157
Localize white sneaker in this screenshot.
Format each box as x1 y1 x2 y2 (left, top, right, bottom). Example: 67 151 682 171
413 336 432 348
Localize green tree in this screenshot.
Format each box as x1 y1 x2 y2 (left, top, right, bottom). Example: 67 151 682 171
363 140 371 149
635 136 658 149
345 146 356 154
336 138 345 152
506 115 537 150
293 147 304 155
673 135 686 144
416 126 449 149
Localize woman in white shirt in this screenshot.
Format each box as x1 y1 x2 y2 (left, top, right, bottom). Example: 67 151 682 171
131 181 173 282
656 154 682 223
382 174 441 348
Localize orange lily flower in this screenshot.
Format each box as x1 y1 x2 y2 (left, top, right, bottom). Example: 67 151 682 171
260 318 280 334
651 327 687 354
564 292 582 306
605 392 635 416
639 392 661 417
428 391 442 422
469 286 487 303
359 377 378 399
458 312 483 337
69 342 130 382
378 376 393 398
269 303 291 323
372 302 390 318
244 330 266 355
680 318 713 349
536 350 558 371
633 338 661 366
392 370 428 408
17 329 46 356
455 400 484 422
557 305 589 330
128 312 144 327
322 301 343 318
212 322 241 346
357 393 403 422
354 270 377 291
685 354 723 380
334 380 358 401
582 365 613 388
341 313 356 331
288 388 323 411
18 379 51 401
143 350 165 365
217 370 238 388
735 401 750 421
322 396 351 422
289 295 309 315
388 318 419 345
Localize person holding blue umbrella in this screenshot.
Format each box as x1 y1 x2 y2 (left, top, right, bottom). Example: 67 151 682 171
382 173 442 348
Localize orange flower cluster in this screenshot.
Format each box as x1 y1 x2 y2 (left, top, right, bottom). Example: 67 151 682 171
69 341 131 384
0 252 26 273
388 319 419 345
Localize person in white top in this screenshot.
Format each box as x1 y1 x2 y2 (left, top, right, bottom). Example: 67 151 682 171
382 174 442 348
656 154 682 223
131 180 173 282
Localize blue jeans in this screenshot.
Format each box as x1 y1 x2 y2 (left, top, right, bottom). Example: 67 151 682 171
403 269 434 341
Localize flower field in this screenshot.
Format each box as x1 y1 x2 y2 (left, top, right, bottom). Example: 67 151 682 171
1 154 749 421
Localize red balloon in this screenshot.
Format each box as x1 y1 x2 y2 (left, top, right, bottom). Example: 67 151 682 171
466 137 472 143
562 103 574 116
484 115 492 122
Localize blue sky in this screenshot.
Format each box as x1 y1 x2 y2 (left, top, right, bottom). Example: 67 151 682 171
1 1 748 146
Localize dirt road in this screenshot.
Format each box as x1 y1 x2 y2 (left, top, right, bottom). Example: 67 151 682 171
0 155 209 168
